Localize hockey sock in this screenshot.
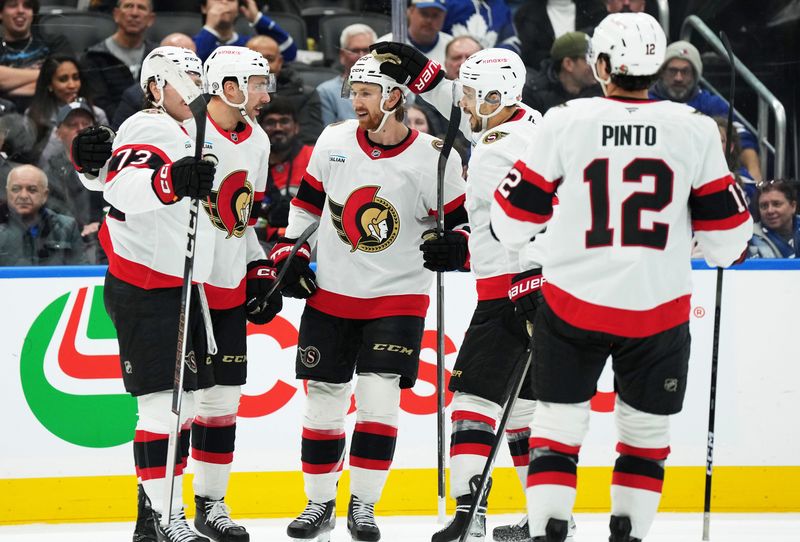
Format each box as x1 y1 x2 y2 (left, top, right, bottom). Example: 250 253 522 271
526 401 590 537
303 381 351 502
506 398 536 493
349 373 401 503
448 392 501 499
611 398 671 540
135 391 193 515
192 385 240 500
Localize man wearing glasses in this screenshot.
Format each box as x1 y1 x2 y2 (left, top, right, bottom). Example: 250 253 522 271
317 23 377 126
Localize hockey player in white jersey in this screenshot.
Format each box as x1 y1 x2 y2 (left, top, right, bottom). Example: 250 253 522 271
490 13 752 542
369 43 558 542
271 53 467 542
70 46 282 542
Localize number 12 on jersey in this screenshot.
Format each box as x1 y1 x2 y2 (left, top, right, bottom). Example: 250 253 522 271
584 158 674 250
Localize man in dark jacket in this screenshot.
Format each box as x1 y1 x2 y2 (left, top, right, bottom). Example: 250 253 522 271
82 0 158 120
0 164 87 265
521 31 601 114
247 34 323 144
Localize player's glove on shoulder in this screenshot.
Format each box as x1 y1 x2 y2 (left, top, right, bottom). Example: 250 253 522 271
370 41 444 94
151 156 215 204
420 228 469 272
509 268 545 335
71 125 115 175
269 237 317 299
245 259 283 324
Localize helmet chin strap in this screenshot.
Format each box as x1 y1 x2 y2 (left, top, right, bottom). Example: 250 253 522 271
475 97 503 133
369 93 402 134
591 60 611 96
220 81 258 128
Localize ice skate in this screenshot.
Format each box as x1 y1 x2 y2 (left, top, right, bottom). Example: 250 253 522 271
194 496 248 541
347 495 381 541
132 484 158 542
609 515 641 542
286 499 336 541
530 518 568 542
493 514 576 541
157 507 210 542
432 475 491 542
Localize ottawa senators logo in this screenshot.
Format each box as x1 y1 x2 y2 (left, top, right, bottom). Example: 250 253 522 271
328 186 399 253
201 169 253 239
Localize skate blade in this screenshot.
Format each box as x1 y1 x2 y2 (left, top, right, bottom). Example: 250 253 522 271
289 535 330 542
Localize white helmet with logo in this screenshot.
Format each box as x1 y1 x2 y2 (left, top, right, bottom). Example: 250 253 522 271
204 46 274 120
347 53 408 133
458 48 525 131
140 46 202 100
588 12 666 84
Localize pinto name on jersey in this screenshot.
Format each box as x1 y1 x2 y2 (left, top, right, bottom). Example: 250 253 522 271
601 122 658 147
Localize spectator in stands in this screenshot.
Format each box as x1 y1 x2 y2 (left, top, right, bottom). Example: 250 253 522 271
0 164 87 265
111 32 195 129
649 40 763 181
514 0 605 69
442 0 518 51
0 112 32 197
26 55 108 162
521 31 601 114
246 35 323 144
317 23 376 126
377 0 453 66
40 102 105 241
194 0 297 63
715 115 756 205
83 0 157 121
405 103 435 134
255 96 313 246
443 34 481 79
748 179 800 259
0 0 72 111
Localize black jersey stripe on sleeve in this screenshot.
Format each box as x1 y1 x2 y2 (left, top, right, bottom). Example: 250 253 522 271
105 144 169 183
690 175 751 231
293 175 326 216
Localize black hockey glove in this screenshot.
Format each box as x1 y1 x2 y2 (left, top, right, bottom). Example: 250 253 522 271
266 196 291 228
508 268 545 336
245 259 283 324
370 41 445 94
420 228 469 272
71 125 114 175
151 156 215 204
268 237 317 299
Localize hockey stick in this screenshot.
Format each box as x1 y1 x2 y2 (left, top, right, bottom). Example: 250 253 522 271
434 83 462 523
702 31 736 542
265 221 320 299
458 339 534 542
147 54 208 527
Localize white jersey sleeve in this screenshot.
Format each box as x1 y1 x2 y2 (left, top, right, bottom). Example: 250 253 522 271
285 123 332 241
104 110 193 214
420 79 472 140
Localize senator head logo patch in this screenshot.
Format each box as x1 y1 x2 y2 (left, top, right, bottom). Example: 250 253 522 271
328 186 399 253
202 168 253 239
482 130 509 145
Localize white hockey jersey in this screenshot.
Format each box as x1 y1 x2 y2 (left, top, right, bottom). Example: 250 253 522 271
285 120 466 319
101 109 268 310
491 97 752 338
465 105 542 300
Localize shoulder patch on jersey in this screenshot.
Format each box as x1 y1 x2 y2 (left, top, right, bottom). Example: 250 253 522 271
432 139 444 152
482 130 509 145
328 120 347 127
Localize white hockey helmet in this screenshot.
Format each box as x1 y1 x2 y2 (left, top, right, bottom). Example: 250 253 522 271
347 53 408 133
204 46 275 115
588 12 666 82
458 48 526 108
139 46 202 94
347 53 409 98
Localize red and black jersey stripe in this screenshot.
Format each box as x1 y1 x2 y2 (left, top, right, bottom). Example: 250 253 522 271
527 438 580 489
429 193 469 230
612 443 670 493
191 417 236 465
106 144 169 183
690 175 751 231
301 427 345 474
494 161 559 224
292 172 326 216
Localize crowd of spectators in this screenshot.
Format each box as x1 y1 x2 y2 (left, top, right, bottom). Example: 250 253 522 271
0 0 793 266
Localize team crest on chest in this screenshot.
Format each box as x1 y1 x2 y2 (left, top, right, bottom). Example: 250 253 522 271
201 168 253 238
328 186 400 253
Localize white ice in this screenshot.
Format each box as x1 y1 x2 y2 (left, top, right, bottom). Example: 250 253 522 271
1 513 798 541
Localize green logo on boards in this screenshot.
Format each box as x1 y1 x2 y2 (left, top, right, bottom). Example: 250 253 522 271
20 286 136 448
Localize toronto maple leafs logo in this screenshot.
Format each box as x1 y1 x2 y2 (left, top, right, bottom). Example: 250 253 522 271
451 14 498 49
328 186 400 253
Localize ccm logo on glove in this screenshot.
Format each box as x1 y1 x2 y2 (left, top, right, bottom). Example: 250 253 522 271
158 165 171 194
509 274 546 301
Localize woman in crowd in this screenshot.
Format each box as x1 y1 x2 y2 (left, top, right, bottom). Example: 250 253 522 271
748 179 800 258
25 54 107 160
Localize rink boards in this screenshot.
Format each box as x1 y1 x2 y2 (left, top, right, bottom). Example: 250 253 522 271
0 261 798 524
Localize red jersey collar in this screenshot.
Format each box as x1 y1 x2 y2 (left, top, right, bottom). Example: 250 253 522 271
356 127 419 160
207 113 252 144
503 107 526 124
